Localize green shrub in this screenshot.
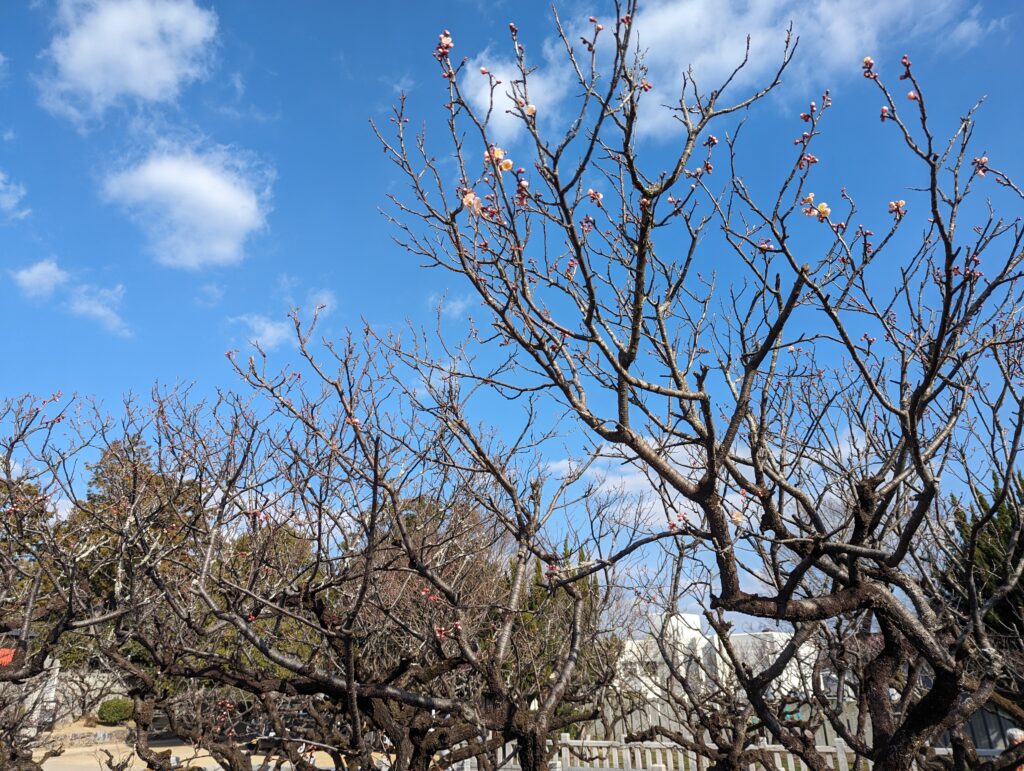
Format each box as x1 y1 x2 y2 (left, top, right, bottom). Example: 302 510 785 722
96 697 134 725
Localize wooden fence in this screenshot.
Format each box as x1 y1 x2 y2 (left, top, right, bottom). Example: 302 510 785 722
447 736 1002 771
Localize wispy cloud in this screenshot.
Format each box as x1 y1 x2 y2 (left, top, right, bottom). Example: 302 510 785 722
232 313 291 351
103 147 271 269
0 170 30 220
948 4 1010 49
428 291 476 319
39 0 218 122
68 283 131 336
11 257 131 336
10 259 69 299
307 288 338 316
195 282 224 305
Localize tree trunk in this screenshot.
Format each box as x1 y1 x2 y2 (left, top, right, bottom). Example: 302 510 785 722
515 731 550 771
130 697 175 771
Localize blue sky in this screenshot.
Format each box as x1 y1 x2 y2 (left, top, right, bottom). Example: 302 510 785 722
0 0 1020 406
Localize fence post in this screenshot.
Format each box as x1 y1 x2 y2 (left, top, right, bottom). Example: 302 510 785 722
835 739 849 771
561 733 571 771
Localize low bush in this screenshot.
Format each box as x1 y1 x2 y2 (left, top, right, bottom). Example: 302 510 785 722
96 698 134 725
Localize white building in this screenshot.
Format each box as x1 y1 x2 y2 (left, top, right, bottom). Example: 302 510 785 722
617 614 816 703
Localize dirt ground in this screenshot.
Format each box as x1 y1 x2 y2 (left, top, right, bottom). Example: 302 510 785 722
37 741 336 769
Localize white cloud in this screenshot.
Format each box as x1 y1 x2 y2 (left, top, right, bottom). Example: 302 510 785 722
40 0 217 121
948 5 1009 49
468 0 1005 140
464 42 571 144
0 53 8 83
232 313 291 351
307 288 338 316
195 282 223 305
0 171 30 220
68 283 131 336
1 130 15 142
11 259 70 299
103 148 270 269
628 0 1006 133
428 291 475 319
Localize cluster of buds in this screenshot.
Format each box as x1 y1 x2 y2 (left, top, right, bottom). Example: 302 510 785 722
344 415 361 428
939 265 984 282
757 239 774 252
587 15 605 31
586 187 604 204
434 30 454 60
580 214 596 234
215 698 236 732
43 412 66 427
544 563 559 579
973 155 990 176
798 153 819 170
899 53 912 78
703 134 718 147
880 105 890 122
862 56 877 79
888 199 907 219
960 254 984 280
801 193 830 221
640 80 653 92
861 333 877 346
420 587 441 602
515 177 530 207
565 257 577 279
854 224 875 251
620 13 632 24
517 101 536 117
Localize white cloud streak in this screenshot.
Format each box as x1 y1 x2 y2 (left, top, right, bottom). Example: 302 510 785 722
0 171 30 220
68 283 131 336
